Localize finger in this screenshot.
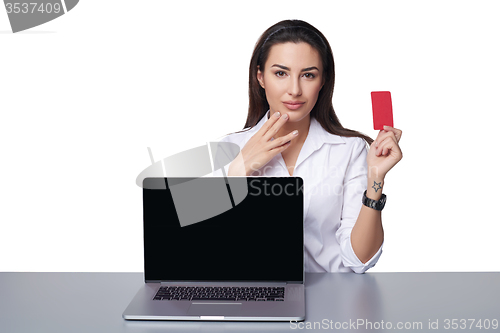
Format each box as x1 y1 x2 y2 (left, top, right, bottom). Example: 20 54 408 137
375 136 399 156
382 142 402 159
375 136 395 153
383 126 402 142
257 111 282 137
262 113 290 141
270 139 292 154
376 142 392 157
373 132 382 148
376 137 402 158
266 129 299 150
374 130 397 148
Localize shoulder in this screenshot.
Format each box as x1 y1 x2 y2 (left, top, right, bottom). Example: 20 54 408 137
217 127 256 148
341 137 369 169
343 136 368 150
218 112 268 146
341 136 368 159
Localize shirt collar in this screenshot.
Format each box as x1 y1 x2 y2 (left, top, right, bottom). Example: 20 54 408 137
308 115 346 146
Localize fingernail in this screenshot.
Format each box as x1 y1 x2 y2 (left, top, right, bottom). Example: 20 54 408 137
274 112 281 118
283 114 289 120
292 130 298 136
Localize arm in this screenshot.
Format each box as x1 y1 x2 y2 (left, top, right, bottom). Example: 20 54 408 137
351 176 385 264
351 126 402 264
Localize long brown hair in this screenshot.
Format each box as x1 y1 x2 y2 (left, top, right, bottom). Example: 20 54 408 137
245 19 373 145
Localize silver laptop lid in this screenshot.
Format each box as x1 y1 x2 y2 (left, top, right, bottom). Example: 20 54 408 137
142 177 304 284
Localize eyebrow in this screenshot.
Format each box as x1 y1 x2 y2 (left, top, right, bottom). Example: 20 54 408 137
271 64 320 72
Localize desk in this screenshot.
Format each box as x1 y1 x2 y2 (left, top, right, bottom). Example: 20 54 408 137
1 272 499 332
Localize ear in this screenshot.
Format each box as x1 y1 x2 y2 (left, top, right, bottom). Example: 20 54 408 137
257 66 265 89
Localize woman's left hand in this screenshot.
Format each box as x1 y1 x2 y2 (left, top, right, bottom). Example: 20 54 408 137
366 125 403 179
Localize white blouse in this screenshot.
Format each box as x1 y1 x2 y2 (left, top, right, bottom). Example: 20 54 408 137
215 111 383 273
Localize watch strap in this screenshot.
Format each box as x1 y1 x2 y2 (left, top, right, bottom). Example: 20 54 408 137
362 190 386 211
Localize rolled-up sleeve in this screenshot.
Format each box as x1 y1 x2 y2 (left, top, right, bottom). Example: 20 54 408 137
335 138 383 274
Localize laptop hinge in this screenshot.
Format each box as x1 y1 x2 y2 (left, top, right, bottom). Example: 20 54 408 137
155 281 288 285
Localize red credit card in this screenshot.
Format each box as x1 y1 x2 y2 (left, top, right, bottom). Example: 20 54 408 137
371 91 394 130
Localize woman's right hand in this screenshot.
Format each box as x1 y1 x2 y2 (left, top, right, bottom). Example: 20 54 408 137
228 111 299 176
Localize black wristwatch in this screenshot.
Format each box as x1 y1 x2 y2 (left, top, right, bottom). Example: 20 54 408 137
362 190 387 211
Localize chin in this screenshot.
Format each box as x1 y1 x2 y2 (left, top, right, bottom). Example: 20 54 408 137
285 109 312 123
272 106 311 123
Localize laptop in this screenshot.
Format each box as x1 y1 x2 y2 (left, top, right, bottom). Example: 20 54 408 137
122 176 305 321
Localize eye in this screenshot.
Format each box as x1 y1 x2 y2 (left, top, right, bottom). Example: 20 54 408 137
275 71 287 77
303 73 316 79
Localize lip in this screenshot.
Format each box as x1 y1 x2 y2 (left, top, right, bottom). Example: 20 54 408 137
283 101 305 110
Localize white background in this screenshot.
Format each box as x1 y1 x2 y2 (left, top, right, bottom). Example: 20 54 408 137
1 0 499 272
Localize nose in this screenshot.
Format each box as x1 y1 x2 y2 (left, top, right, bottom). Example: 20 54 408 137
287 76 302 97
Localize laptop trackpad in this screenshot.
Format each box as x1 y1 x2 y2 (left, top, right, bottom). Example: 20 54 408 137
188 303 242 316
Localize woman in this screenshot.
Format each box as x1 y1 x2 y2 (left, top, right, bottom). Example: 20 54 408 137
219 20 402 273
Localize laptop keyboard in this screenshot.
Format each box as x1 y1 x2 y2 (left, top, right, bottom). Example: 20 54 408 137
153 286 285 301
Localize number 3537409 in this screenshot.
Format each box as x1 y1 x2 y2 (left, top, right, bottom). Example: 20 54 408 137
443 319 498 330
5 2 62 14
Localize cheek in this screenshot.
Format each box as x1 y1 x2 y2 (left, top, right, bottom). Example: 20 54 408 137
305 83 323 102
264 81 285 101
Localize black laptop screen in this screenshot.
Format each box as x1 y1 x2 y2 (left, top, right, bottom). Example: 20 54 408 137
143 177 304 282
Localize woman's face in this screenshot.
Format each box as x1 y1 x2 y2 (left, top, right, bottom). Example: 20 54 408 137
257 42 324 123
